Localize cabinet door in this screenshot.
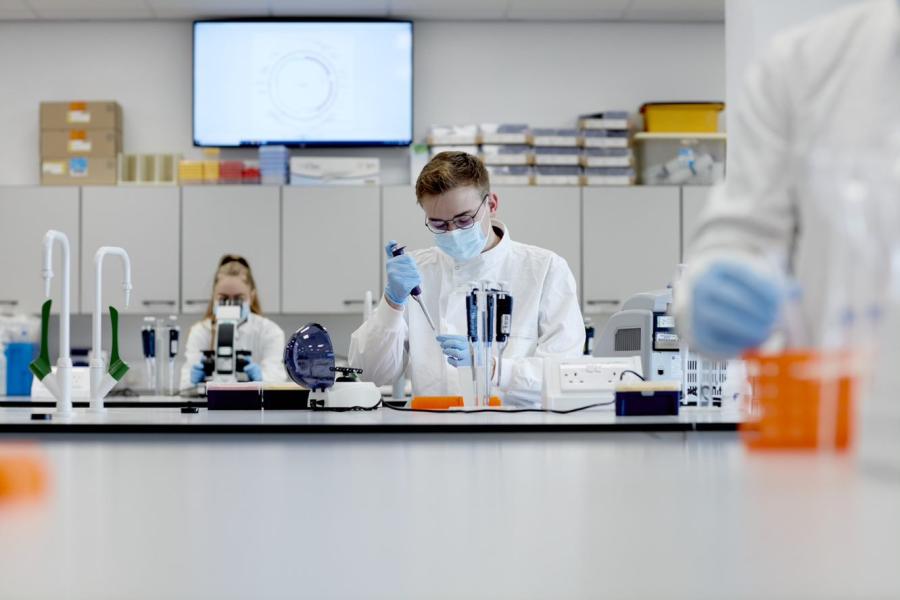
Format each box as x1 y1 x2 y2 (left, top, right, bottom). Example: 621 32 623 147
681 186 713 261
582 187 680 315
281 187 380 313
0 187 80 314
181 186 281 314
381 186 433 284
494 186 581 291
81 187 179 315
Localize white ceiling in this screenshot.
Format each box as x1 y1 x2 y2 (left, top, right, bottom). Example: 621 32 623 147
0 0 724 22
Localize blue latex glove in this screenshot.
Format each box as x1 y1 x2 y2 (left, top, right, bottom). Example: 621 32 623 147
245 361 263 382
691 260 784 357
190 362 206 385
436 335 472 368
384 240 422 306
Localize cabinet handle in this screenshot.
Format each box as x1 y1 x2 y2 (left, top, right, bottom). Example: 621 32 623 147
0 300 19 306
142 300 176 307
343 299 365 306
586 299 620 306
184 299 208 306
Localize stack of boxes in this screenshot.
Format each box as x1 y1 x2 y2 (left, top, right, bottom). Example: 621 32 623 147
259 145 290 185
578 111 635 185
531 127 582 186
40 101 121 185
424 114 635 186
478 124 532 185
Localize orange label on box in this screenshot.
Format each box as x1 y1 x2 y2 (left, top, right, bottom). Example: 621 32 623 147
68 102 87 110
68 130 87 140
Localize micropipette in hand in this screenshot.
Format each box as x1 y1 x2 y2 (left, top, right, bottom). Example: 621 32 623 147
391 245 437 332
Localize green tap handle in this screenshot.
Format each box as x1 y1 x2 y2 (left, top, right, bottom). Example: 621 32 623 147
28 299 52 381
107 306 129 381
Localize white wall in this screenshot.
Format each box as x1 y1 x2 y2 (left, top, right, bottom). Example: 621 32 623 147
0 19 724 185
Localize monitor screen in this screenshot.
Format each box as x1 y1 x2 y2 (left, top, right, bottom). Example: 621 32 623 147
193 19 413 147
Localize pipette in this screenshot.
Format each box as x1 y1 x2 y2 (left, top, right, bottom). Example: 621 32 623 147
495 291 513 387
391 245 437 332
141 320 156 391
466 289 479 391
168 324 180 395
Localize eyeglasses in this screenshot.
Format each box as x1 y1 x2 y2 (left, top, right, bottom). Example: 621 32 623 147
216 294 247 306
425 194 489 234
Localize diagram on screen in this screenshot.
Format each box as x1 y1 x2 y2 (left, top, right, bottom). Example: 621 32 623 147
253 35 354 137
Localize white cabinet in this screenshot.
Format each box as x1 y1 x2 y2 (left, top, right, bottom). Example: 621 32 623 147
681 186 712 261
494 186 581 291
582 187 680 315
181 186 281 314
381 185 432 253
0 187 80 314
281 187 381 313
81 187 179 315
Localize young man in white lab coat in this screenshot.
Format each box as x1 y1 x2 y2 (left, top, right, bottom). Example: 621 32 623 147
676 0 900 357
349 151 584 405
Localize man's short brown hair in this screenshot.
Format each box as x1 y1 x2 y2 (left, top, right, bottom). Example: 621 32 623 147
415 151 490 204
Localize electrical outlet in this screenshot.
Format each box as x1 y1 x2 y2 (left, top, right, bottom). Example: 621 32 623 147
559 363 625 392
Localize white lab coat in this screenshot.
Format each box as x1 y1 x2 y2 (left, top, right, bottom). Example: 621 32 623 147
675 0 900 346
349 220 585 406
179 313 287 389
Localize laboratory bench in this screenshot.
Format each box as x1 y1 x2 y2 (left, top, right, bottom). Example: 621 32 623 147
0 396 742 434
0 425 897 599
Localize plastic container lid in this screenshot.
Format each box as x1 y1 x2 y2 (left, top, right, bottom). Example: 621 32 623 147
283 323 336 392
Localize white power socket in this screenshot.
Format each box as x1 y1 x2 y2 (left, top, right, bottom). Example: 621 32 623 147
559 363 633 392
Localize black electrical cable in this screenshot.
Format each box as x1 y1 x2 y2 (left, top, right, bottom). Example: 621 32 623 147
619 369 645 382
382 400 615 415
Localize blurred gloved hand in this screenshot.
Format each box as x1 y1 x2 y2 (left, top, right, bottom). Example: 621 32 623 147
190 362 206 385
384 240 422 307
244 361 262 382
436 335 472 368
691 260 784 357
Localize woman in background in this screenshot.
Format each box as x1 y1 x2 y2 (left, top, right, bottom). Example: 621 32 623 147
180 254 286 389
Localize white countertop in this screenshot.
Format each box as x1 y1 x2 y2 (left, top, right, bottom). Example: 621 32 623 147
0 400 743 432
0 431 897 599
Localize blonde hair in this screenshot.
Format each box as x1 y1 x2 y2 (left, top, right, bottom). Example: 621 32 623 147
204 254 262 320
415 151 490 204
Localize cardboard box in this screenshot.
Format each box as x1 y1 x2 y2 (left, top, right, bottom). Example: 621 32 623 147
41 157 117 185
41 129 121 157
40 101 122 130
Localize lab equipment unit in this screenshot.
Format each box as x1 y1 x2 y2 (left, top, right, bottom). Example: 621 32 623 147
596 289 682 383
284 323 381 409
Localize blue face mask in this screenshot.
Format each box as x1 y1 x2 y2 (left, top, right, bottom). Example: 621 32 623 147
240 301 250 322
433 215 488 263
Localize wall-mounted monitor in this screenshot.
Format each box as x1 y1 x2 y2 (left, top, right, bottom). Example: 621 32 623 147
193 19 413 147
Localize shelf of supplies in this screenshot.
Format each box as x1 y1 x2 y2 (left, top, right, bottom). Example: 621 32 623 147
634 132 727 142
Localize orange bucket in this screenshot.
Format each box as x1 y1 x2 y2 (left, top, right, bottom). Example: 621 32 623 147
741 350 857 451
